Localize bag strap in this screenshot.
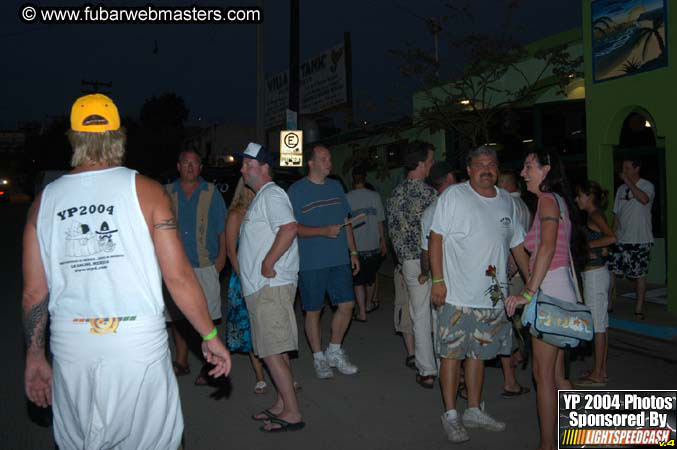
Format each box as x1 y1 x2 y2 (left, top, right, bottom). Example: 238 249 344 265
552 193 583 304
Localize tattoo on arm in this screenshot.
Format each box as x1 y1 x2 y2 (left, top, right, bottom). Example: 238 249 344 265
540 216 559 223
154 218 177 230
23 297 48 350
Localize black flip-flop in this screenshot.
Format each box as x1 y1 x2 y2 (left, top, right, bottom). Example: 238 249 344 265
501 386 530 398
260 417 306 432
252 410 278 421
365 302 380 313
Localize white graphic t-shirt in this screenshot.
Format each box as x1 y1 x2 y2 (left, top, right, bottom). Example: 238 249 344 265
430 182 525 308
37 167 164 319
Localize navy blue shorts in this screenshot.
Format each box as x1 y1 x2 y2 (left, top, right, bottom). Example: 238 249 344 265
299 264 355 312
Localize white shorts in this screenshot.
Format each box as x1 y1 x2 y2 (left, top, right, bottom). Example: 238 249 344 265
50 315 183 450
582 266 610 332
165 264 222 321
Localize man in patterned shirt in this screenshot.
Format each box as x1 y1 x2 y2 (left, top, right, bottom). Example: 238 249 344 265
386 142 437 388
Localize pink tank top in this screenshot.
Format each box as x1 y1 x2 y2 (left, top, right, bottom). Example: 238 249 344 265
523 192 571 273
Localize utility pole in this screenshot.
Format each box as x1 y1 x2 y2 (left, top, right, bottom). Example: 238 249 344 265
288 0 300 129
344 31 353 129
81 80 112 95
256 0 265 144
426 18 441 77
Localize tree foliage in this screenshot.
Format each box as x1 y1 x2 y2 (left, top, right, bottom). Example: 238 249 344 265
390 0 582 153
126 92 189 176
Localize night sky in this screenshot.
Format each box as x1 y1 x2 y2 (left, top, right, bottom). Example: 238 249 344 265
1 0 582 130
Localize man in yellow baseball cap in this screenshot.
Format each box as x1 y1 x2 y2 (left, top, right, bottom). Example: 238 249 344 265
22 93 232 449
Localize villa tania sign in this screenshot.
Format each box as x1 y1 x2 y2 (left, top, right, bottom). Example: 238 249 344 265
264 42 348 129
591 0 667 82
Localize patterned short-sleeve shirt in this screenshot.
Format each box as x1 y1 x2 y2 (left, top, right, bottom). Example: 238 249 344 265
386 178 437 262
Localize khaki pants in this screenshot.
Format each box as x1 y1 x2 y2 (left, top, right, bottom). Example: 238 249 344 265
402 259 437 376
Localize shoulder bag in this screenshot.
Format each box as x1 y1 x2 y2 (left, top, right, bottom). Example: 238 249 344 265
521 193 593 348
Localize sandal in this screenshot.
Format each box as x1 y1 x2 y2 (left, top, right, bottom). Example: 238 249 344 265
405 355 416 370
172 361 190 376
576 375 606 387
580 369 608 382
251 409 278 421
254 380 267 395
194 364 211 386
293 381 302 393
416 374 435 389
634 312 645 320
501 386 530 398
259 417 306 433
365 302 380 313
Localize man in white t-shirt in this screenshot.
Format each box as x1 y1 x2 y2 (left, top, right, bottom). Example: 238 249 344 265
429 146 529 443
237 143 304 433
608 158 655 319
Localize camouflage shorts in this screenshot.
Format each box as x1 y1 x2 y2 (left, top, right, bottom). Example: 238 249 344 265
436 304 512 360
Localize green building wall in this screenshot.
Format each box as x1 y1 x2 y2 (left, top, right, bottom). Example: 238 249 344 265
582 0 675 311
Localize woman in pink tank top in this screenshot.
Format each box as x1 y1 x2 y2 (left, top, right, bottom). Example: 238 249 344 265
505 150 586 450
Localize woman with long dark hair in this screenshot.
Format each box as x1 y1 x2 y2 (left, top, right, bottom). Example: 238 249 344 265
574 180 616 387
505 150 587 450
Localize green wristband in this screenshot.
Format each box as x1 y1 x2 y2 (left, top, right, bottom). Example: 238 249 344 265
202 327 217 341
432 278 445 284
521 290 533 302
350 250 358 256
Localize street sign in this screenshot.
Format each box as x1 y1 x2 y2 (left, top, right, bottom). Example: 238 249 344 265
280 130 303 167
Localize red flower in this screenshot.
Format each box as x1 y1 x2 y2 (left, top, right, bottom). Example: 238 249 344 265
485 265 496 277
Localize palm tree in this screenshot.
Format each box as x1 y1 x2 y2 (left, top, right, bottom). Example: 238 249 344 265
620 57 642 74
637 16 665 60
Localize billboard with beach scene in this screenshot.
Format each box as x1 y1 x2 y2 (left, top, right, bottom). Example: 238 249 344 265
592 0 667 82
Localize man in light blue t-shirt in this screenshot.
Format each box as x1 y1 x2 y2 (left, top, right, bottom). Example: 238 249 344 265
288 145 361 379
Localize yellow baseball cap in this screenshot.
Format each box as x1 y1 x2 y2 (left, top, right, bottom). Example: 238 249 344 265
70 93 120 132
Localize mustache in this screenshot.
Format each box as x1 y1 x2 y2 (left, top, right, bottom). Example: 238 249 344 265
480 172 493 178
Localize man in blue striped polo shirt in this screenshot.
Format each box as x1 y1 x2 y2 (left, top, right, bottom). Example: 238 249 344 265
165 150 227 385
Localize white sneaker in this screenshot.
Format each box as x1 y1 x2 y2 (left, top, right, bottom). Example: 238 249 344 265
313 357 334 379
462 407 506 431
324 348 359 375
441 414 470 443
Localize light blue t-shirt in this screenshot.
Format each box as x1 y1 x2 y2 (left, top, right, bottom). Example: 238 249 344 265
169 178 227 268
288 177 351 271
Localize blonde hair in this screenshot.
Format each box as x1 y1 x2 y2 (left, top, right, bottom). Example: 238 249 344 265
229 177 255 211
67 128 127 167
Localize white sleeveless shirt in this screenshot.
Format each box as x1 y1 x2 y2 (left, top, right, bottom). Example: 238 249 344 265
37 167 164 319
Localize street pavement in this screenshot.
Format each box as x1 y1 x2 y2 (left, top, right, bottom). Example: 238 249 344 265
2 203 675 450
